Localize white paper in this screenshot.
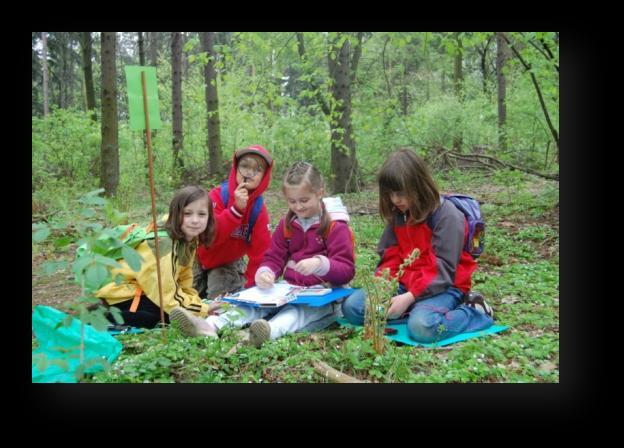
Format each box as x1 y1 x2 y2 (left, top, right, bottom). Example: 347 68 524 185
225 283 298 306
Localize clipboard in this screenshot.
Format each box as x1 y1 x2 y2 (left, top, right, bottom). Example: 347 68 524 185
222 285 357 308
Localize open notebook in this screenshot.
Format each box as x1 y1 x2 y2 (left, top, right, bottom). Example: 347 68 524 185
223 283 299 307
222 283 344 308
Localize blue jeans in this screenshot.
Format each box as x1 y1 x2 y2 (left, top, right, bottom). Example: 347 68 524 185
341 285 494 343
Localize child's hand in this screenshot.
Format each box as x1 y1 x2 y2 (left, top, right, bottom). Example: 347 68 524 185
234 181 249 211
208 301 223 313
294 258 321 276
386 292 415 319
255 270 275 289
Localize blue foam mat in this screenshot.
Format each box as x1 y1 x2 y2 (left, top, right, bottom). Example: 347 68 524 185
336 318 509 347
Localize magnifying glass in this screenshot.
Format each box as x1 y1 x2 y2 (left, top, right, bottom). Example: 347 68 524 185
238 163 259 184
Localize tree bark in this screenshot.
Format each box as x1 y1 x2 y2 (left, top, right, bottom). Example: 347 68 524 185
80 32 97 121
328 33 360 194
100 32 119 197
453 32 464 99
41 32 49 117
452 32 464 151
138 32 145 65
496 32 508 152
200 32 222 177
148 31 159 66
171 32 185 175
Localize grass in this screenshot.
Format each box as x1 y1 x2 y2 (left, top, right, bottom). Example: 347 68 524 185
32 168 559 383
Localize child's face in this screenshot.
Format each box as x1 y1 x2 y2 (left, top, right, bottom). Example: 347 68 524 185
236 155 266 191
284 184 324 219
389 191 408 212
181 197 210 241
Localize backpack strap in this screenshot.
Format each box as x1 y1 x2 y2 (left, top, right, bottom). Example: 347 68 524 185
221 180 263 244
220 180 229 206
426 197 445 230
129 287 142 313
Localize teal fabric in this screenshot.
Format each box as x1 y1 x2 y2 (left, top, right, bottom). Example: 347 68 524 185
337 318 509 347
32 305 123 383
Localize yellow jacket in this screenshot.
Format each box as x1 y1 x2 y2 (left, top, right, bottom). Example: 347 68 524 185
97 237 211 317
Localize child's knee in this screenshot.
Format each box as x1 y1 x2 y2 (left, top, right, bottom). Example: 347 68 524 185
407 312 442 343
341 292 365 325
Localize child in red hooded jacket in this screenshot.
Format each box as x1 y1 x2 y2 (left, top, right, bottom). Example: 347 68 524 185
193 145 273 299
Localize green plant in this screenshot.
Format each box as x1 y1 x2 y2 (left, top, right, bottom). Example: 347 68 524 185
33 188 142 380
360 248 419 354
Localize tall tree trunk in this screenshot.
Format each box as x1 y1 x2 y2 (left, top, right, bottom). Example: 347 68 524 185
478 35 493 94
328 33 360 194
496 32 508 152
148 32 159 66
171 32 185 175
41 32 49 117
452 32 464 151
200 32 222 177
138 32 145 65
503 33 559 164
80 32 97 121
100 32 119 197
452 32 464 99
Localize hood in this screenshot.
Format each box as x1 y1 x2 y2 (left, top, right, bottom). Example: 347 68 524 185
226 144 274 222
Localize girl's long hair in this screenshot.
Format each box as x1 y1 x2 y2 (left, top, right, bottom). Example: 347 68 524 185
165 185 215 247
282 161 330 236
378 148 440 225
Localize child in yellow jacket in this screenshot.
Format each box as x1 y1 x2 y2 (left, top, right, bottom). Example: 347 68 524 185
97 186 221 331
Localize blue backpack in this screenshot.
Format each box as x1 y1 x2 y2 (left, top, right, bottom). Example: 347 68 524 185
428 194 485 259
220 180 264 244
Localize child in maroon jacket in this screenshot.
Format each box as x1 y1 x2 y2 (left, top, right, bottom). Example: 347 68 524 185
193 145 273 299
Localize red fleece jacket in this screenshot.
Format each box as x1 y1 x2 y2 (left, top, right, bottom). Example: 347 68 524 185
196 145 273 287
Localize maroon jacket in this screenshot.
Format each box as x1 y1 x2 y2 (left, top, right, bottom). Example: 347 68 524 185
377 198 477 299
260 215 355 287
196 145 273 287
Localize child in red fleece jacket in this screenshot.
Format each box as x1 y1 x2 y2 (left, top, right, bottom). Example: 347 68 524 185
193 145 273 299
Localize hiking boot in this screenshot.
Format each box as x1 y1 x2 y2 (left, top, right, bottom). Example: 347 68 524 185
249 319 271 348
464 291 494 319
169 307 218 338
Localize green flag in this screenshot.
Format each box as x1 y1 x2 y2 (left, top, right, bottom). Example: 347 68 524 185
124 65 162 130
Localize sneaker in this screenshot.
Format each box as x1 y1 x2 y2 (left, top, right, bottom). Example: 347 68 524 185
249 319 271 348
169 307 218 338
464 291 494 319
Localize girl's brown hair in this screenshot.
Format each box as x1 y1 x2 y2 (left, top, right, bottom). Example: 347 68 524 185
282 161 330 236
378 148 440 225
165 185 215 246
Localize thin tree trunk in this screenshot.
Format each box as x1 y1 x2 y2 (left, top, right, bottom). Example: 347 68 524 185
200 32 222 177
453 32 464 99
148 31 159 66
502 33 559 163
100 32 119 197
452 32 464 151
80 32 97 121
328 33 359 194
138 32 145 65
171 32 185 176
496 32 508 152
41 32 49 117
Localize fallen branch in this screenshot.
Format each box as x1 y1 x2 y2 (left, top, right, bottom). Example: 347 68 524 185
312 360 367 383
445 151 559 181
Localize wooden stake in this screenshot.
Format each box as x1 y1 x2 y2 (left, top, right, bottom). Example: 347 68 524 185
141 71 166 330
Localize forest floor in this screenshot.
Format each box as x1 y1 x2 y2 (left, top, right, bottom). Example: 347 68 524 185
32 170 560 383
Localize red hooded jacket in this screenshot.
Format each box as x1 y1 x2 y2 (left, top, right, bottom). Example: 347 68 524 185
196 145 273 287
